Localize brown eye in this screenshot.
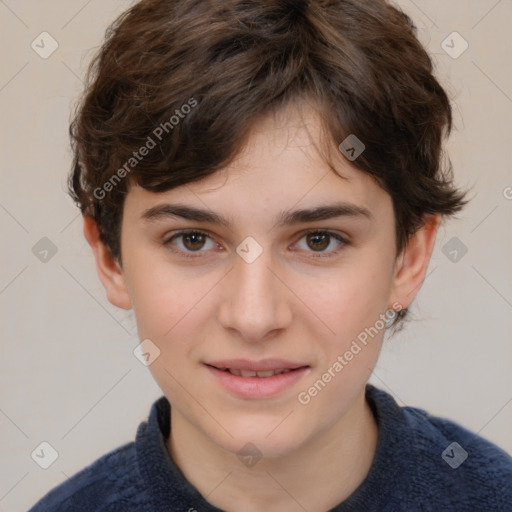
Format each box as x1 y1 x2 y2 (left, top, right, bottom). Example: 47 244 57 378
182 232 207 251
307 232 330 251
293 230 348 257
164 230 217 256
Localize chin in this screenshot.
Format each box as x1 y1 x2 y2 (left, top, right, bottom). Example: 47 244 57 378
216 423 307 461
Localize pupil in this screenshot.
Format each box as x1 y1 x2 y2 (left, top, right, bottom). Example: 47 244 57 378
182 233 330 252
185 233 205 251
308 233 329 251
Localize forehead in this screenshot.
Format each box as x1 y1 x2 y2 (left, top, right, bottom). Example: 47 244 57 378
124 102 392 224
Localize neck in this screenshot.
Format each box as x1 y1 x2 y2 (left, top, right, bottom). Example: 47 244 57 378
167 388 378 512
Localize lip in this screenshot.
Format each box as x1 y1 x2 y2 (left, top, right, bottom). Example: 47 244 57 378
205 358 308 372
204 363 310 399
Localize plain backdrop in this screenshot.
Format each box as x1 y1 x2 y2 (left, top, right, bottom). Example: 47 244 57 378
1 1 511 511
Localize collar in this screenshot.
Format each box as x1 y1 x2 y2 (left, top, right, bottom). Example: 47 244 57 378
135 384 410 511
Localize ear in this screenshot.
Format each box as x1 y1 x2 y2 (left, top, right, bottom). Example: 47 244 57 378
389 214 441 310
83 215 132 310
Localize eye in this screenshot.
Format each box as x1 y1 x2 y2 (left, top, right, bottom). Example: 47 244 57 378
292 229 348 258
163 230 219 257
163 228 349 259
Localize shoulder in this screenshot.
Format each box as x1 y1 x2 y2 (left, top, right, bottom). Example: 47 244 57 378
404 400 512 474
27 441 146 512
410 405 512 509
367 385 512 510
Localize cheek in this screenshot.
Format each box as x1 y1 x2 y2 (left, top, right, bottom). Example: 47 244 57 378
292 261 392 418
298 257 392 342
126 263 207 393
124 252 206 341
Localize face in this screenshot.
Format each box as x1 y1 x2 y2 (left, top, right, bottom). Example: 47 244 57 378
105 103 418 459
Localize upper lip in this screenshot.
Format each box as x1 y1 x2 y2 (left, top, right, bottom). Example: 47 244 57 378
205 359 309 372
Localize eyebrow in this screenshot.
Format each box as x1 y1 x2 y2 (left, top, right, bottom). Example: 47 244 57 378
140 201 373 229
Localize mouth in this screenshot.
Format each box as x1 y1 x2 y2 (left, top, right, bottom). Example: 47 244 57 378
204 362 311 398
204 358 309 376
205 365 306 378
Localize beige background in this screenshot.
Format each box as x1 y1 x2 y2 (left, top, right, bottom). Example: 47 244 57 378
1 1 511 510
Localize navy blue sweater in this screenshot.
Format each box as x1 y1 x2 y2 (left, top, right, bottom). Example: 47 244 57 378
28 384 512 511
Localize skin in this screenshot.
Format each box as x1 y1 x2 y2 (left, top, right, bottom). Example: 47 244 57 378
84 101 440 512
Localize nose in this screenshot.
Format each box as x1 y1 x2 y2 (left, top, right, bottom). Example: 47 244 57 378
217 245 293 343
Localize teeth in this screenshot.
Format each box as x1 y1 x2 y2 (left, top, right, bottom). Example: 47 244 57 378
254 370 276 377
226 368 293 378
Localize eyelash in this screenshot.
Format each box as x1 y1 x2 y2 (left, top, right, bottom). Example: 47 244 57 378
162 229 349 260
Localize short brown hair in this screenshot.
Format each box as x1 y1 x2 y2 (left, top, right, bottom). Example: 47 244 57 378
68 0 468 330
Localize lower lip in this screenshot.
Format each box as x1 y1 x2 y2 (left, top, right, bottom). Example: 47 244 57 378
205 365 310 399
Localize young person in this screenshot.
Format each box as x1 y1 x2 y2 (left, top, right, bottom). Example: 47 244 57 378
29 0 512 510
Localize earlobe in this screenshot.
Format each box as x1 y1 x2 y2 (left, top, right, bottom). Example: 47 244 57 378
389 214 441 310
83 215 132 310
